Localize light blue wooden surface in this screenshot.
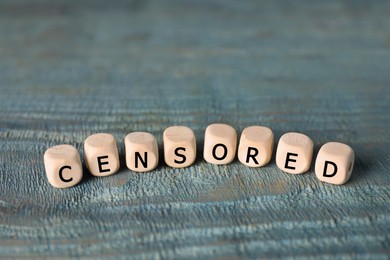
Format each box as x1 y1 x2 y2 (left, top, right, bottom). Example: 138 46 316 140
0 0 389 258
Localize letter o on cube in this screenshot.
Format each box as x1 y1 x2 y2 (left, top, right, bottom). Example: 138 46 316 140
43 145 83 188
276 132 313 174
315 142 355 185
84 133 120 177
163 126 196 168
238 126 274 167
204 123 237 165
125 132 159 172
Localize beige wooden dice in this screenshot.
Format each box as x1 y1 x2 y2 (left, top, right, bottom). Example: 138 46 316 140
238 126 274 167
84 133 120 177
125 132 159 172
163 126 196 168
203 123 237 165
43 145 83 188
315 142 355 185
276 132 313 174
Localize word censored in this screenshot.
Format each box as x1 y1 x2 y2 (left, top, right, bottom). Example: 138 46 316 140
43 124 355 189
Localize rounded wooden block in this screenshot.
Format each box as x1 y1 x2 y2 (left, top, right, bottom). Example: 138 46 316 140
203 123 237 165
315 142 355 185
238 126 274 167
84 133 120 177
163 126 196 168
43 144 83 188
276 132 313 174
124 132 159 172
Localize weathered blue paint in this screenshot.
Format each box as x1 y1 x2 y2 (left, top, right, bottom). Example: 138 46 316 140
0 0 389 258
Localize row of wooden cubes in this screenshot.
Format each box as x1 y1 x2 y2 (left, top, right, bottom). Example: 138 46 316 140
44 124 355 189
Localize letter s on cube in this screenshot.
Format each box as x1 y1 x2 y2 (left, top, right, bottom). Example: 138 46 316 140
163 126 196 168
315 142 355 185
43 145 83 188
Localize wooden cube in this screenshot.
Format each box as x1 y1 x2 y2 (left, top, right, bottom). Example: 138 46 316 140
163 126 196 168
84 133 120 177
124 132 159 172
276 132 313 174
238 126 274 167
315 142 355 185
203 123 237 165
43 145 83 188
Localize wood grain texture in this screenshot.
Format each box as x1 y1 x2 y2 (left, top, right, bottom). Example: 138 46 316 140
0 0 389 258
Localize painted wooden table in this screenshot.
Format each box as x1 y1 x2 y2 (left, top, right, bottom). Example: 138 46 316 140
0 0 389 258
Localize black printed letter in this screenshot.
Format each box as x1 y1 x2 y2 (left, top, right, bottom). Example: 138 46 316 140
174 147 186 164
246 147 259 164
323 161 338 177
285 153 298 170
59 165 73 182
97 156 110 173
135 152 148 168
212 144 228 160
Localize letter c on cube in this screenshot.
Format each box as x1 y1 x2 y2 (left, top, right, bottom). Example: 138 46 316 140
43 145 83 188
